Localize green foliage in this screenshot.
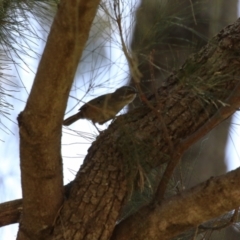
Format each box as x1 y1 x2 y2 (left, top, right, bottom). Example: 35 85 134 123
0 0 57 129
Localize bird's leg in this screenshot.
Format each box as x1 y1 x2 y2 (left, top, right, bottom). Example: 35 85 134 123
92 122 102 133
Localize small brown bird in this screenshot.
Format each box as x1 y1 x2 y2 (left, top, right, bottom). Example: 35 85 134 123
63 86 137 127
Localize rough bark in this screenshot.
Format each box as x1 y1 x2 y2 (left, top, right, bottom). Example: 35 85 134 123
112 167 240 240
129 0 237 190
0 17 240 237
50 19 240 239
5 1 240 240
17 1 100 239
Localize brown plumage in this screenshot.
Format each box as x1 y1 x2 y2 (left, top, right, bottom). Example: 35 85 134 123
63 86 137 126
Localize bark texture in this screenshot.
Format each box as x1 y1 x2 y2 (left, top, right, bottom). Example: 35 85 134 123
50 19 240 239
112 167 240 240
17 1 100 239
129 2 239 238
2 18 240 239
10 0 240 239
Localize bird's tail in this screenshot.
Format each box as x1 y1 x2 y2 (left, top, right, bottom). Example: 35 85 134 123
63 112 84 126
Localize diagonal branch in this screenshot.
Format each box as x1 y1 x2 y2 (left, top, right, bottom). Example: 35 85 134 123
3 15 240 240
112 167 240 240
51 18 240 239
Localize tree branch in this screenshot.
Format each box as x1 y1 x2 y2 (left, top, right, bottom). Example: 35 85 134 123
17 1 100 239
1 167 240 240
4 12 240 240
50 18 240 239
112 167 240 240
0 199 22 227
